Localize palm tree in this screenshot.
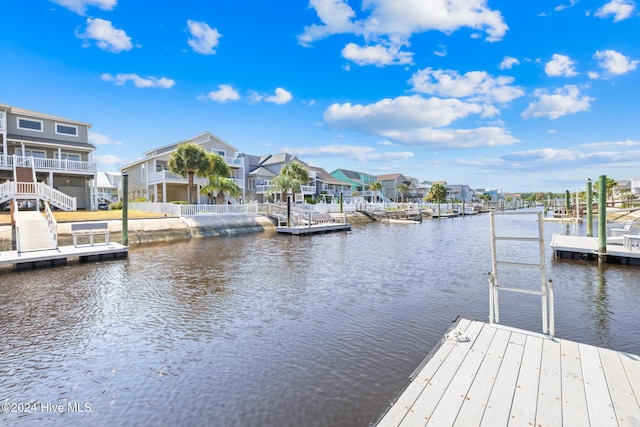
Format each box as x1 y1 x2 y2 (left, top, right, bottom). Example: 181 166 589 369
168 143 211 204
368 181 382 203
273 161 310 202
267 174 296 202
201 176 241 204
426 183 447 218
397 183 409 204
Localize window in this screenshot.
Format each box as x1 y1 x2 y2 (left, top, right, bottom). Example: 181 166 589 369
55 153 81 161
55 123 78 137
17 117 43 132
0 111 4 131
17 149 46 158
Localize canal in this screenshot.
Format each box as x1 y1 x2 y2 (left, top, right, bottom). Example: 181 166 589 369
1 210 639 426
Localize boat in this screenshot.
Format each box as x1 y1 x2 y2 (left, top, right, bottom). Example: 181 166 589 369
381 217 421 224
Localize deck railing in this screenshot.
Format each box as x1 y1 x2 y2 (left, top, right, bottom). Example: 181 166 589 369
0 154 96 172
1 181 77 211
129 201 259 217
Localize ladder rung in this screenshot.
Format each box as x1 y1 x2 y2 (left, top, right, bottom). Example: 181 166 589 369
493 236 540 242
495 286 544 296
495 261 542 268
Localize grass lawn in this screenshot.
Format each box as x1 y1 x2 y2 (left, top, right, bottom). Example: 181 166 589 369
0 210 174 225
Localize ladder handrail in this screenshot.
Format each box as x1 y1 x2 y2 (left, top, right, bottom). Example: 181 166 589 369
489 211 555 337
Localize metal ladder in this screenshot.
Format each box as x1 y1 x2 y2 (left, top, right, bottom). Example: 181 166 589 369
489 211 555 337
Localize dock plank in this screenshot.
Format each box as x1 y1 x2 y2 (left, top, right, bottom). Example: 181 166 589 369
426 322 496 426
375 319 473 426
374 320 640 427
580 343 619 426
480 331 526 427
535 336 563 426
452 327 511 427
599 347 640 425
560 339 590 426
508 334 543 426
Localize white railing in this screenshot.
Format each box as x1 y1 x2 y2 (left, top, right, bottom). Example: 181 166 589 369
148 170 208 186
5 181 77 211
38 182 77 211
129 201 259 217
44 201 58 248
97 192 119 202
0 154 95 172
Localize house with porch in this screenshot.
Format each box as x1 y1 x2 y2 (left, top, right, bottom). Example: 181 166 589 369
0 103 97 211
120 132 245 204
307 166 350 201
376 173 417 202
245 153 316 203
330 169 380 200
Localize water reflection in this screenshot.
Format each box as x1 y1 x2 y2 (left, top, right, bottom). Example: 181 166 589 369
1 212 639 426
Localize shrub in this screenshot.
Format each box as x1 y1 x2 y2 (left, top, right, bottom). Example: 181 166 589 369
110 201 123 210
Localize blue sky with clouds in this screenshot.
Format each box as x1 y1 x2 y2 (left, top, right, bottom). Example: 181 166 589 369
1 0 639 193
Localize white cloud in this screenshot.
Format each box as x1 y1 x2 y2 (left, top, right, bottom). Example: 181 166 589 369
545 54 578 77
554 0 578 12
323 95 518 148
101 73 175 89
77 18 133 53
299 0 508 66
50 0 116 15
187 20 222 55
499 56 520 70
89 132 122 146
94 154 124 166
521 85 594 119
200 84 240 102
409 68 524 104
594 0 636 22
281 144 414 162
594 49 639 75
265 88 293 105
341 42 413 66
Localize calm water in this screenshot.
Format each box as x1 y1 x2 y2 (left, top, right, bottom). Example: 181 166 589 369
1 210 639 426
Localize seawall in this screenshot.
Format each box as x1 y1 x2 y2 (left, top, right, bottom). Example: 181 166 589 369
0 213 373 251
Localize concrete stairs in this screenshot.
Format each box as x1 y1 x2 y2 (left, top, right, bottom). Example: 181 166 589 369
15 211 57 252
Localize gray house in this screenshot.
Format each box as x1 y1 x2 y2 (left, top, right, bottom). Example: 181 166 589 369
0 103 97 210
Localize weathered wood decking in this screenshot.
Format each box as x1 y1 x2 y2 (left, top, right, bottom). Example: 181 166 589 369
372 317 640 426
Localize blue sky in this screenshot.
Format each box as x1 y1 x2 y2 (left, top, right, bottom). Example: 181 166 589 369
1 0 639 193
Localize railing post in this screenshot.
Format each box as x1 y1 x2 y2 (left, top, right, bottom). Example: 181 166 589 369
122 172 129 246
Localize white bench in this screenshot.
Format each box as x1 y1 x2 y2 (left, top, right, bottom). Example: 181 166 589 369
71 222 110 246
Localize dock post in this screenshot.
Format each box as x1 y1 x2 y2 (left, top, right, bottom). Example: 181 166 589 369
339 192 343 213
598 175 607 260
287 194 291 228
587 178 593 237
122 172 129 246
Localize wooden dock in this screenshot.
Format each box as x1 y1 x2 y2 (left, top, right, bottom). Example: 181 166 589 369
371 317 640 426
276 222 351 235
0 243 129 270
550 234 640 265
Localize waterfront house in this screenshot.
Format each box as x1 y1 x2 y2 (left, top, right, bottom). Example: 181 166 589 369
330 169 379 200
447 184 475 203
306 166 350 201
119 132 245 204
94 171 121 204
0 103 97 210
376 173 416 202
246 153 316 203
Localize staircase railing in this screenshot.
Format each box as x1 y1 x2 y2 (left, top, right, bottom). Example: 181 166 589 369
44 201 58 249
37 182 77 211
0 181 13 204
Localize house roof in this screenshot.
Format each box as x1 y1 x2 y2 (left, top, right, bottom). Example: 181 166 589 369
248 166 277 177
143 131 238 157
260 153 305 166
377 173 405 181
308 166 345 185
96 171 119 188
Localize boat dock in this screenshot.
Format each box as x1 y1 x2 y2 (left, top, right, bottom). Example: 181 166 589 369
371 317 640 426
0 243 129 270
550 234 640 265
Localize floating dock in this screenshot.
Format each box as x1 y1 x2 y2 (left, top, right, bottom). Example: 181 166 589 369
0 243 129 270
371 317 640 426
276 222 351 235
550 234 640 265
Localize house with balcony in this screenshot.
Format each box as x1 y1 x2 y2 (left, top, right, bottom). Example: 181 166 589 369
377 173 417 202
0 103 97 211
119 132 245 204
330 169 380 200
246 153 316 203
